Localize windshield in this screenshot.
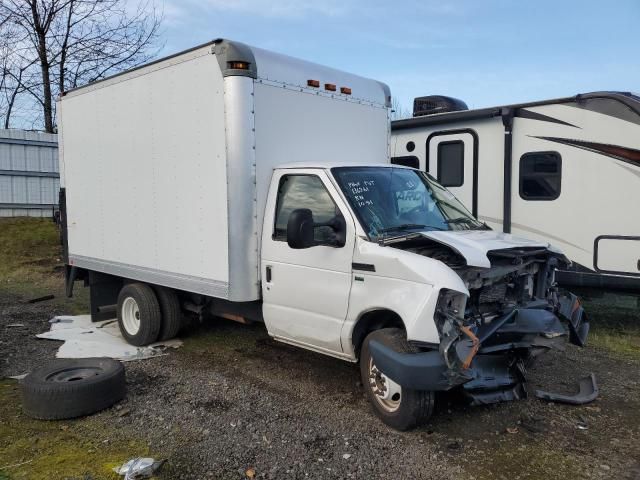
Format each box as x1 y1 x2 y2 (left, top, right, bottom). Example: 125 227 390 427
332 166 486 239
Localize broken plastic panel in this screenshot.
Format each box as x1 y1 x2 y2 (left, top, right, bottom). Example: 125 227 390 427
535 373 599 405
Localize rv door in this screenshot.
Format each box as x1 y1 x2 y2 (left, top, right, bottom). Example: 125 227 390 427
426 131 477 216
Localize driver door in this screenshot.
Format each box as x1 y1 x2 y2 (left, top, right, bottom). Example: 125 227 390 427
261 169 356 356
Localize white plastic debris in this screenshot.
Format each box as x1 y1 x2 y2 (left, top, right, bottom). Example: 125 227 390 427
37 315 182 361
49 317 73 324
114 457 165 479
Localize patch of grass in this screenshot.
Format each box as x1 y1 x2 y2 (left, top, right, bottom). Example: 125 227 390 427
468 439 585 480
0 380 151 480
575 288 640 360
589 330 640 359
0 218 88 313
0 218 60 277
180 320 264 355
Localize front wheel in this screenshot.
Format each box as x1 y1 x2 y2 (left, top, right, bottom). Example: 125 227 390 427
360 328 435 431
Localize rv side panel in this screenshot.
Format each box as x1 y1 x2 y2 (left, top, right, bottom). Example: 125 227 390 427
391 92 640 290
509 102 640 275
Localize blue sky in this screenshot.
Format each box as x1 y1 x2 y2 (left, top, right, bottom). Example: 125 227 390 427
161 0 639 113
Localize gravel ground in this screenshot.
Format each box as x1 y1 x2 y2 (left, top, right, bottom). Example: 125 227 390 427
1 288 640 480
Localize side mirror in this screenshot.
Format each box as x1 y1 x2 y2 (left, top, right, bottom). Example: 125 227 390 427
286 209 347 249
287 209 315 249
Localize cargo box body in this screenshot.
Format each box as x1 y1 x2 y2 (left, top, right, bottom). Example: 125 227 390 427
59 39 390 302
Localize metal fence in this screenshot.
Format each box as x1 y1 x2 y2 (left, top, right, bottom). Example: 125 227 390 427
0 129 59 218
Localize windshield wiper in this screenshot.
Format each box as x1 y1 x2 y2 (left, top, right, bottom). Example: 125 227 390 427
445 217 490 229
376 224 443 246
445 217 476 225
379 223 426 233
379 223 446 234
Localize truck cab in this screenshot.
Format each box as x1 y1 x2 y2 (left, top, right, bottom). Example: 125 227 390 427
261 163 589 429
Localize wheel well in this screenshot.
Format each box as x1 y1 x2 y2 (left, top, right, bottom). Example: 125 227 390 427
352 309 405 359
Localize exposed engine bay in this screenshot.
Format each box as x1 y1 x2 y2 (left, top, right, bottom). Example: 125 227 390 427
369 235 592 406
403 238 560 317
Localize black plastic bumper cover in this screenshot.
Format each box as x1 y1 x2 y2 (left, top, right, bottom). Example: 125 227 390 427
369 303 587 396
535 373 599 405
367 340 470 390
558 293 590 347
368 338 527 395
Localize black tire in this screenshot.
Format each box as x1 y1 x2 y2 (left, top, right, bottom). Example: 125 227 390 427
21 358 126 420
117 282 161 346
153 286 182 341
360 328 435 431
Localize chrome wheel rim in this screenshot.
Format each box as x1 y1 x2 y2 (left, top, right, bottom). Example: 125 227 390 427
121 297 141 335
368 357 402 412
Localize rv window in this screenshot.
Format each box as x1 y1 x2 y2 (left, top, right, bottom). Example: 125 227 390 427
391 156 419 169
519 152 562 201
437 141 464 187
273 174 340 242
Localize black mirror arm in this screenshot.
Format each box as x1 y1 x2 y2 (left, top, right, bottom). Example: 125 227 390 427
314 215 344 231
314 215 346 247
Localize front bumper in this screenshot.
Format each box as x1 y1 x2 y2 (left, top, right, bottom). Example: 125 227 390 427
369 295 588 405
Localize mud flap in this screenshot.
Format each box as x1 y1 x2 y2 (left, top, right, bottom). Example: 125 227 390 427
558 293 589 347
535 373 598 405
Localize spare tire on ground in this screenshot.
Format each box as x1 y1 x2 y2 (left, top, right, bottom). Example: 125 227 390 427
21 357 126 420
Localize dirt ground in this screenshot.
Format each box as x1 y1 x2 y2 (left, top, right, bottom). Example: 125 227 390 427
1 218 639 480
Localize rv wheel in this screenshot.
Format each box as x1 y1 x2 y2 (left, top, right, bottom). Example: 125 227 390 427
360 328 435 431
117 283 162 346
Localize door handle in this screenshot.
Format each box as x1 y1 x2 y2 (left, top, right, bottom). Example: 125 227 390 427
266 265 272 283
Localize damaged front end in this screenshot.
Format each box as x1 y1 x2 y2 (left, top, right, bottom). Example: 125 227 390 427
370 243 590 406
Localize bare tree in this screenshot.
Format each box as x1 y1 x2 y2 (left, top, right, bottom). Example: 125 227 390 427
390 97 412 121
0 18 41 129
0 0 162 132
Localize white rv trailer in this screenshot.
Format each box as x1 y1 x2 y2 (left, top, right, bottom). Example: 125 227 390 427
59 39 589 430
391 92 640 292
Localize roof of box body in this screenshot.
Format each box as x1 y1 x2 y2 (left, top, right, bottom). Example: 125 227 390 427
61 38 390 107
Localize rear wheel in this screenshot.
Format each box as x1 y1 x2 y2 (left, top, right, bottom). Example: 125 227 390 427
117 283 161 346
360 328 435 431
153 286 182 341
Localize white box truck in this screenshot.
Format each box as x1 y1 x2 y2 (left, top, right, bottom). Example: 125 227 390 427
59 39 590 430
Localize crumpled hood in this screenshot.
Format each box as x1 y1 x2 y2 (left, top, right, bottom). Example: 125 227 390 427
420 230 554 268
